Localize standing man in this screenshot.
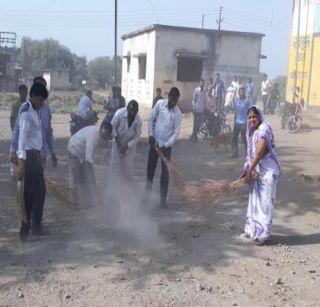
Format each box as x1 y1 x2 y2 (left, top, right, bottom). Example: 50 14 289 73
245 77 254 106
10 84 28 131
152 88 164 108
190 78 206 142
213 73 225 113
17 83 48 241
10 77 57 169
261 74 271 114
111 100 142 179
146 87 182 208
232 87 250 158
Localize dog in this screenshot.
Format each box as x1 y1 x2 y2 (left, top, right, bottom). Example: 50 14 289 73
210 132 233 150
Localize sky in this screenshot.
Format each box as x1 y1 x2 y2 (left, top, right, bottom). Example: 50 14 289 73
0 0 292 78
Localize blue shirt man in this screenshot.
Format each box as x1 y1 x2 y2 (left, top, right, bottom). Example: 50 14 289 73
232 87 250 158
245 78 254 106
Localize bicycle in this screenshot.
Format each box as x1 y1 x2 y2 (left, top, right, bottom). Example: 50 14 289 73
198 109 231 139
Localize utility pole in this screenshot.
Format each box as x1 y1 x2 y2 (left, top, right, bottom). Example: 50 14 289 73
114 0 118 86
201 14 205 29
217 6 223 31
293 0 301 103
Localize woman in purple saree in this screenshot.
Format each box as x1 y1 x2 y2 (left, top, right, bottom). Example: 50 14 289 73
241 106 281 244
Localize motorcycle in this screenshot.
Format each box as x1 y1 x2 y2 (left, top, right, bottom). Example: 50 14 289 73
278 101 302 134
70 111 99 135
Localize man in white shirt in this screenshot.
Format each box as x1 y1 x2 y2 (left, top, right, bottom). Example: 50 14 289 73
146 87 182 208
67 121 112 192
71 90 98 135
111 100 142 179
17 83 48 241
261 74 271 114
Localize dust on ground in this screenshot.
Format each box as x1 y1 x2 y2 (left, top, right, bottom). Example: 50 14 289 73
1 106 320 307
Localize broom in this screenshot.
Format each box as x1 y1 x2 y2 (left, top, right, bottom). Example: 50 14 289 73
45 179 78 206
155 148 256 205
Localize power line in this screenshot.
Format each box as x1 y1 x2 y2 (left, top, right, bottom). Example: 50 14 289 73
147 0 160 23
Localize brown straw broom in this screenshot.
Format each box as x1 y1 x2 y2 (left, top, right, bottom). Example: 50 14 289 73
45 179 78 206
155 148 255 205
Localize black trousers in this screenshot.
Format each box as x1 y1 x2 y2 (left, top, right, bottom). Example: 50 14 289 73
192 112 202 138
24 150 46 225
232 124 247 155
146 147 172 203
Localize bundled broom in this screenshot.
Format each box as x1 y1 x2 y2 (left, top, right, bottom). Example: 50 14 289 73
155 148 256 206
45 179 78 206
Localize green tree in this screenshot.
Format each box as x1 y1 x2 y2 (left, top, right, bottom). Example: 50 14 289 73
87 56 122 89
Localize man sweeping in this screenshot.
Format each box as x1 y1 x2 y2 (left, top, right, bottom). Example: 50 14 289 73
146 87 182 208
110 100 142 180
67 121 112 205
17 83 48 241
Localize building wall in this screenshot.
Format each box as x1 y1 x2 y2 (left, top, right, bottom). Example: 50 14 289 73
286 0 320 108
121 31 156 106
122 28 263 110
43 70 69 91
153 29 210 110
215 35 262 89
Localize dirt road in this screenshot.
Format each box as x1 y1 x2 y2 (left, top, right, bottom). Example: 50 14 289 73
0 108 320 307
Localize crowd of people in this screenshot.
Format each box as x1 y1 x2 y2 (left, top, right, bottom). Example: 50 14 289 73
8 72 280 246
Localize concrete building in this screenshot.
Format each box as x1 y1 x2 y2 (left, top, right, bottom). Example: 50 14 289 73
43 68 70 91
121 24 265 110
286 0 320 110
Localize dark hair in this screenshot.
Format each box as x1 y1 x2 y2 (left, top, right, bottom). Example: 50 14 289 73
128 99 139 109
247 106 259 116
30 83 48 99
156 87 161 92
101 120 112 132
239 87 245 92
33 76 47 87
168 87 180 98
216 73 220 77
18 84 28 91
263 74 268 78
200 78 204 82
86 90 92 96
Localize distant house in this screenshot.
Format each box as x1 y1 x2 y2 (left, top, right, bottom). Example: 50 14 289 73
121 24 265 110
43 69 69 91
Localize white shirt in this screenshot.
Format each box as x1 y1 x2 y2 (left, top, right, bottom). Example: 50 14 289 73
76 95 93 119
17 101 43 160
192 87 206 113
67 125 100 164
148 99 182 148
111 107 142 149
261 80 271 96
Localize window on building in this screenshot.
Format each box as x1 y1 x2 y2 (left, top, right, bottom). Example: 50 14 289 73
127 56 131 73
138 55 147 80
177 56 203 82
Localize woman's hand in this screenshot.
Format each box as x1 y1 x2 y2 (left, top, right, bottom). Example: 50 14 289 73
244 171 252 184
